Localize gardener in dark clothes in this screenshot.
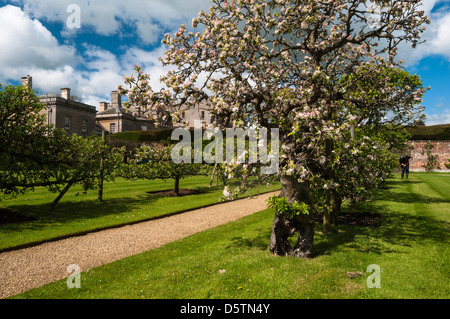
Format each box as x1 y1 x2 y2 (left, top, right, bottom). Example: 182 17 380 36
399 155 413 179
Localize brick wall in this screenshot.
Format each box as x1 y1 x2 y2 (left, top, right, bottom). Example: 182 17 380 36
407 140 450 172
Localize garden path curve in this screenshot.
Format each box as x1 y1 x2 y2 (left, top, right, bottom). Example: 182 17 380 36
0 191 279 299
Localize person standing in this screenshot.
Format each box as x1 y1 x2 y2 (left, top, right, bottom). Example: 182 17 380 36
399 155 413 179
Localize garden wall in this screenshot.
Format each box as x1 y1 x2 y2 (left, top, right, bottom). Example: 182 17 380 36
407 140 450 172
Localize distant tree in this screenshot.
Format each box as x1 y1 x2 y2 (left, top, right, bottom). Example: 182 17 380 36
121 143 208 196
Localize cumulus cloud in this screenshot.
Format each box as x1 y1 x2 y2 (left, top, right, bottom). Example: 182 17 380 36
399 0 450 66
0 1 211 107
12 0 210 43
0 5 77 80
426 109 450 126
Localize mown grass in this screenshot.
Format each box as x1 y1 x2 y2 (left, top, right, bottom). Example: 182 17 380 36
10 173 449 299
0 176 280 251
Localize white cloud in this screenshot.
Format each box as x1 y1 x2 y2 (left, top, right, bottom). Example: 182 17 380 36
0 5 77 74
0 1 212 108
425 109 450 126
399 0 450 66
13 0 211 43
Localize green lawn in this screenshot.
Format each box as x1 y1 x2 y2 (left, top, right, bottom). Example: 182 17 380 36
9 172 449 299
0 176 280 251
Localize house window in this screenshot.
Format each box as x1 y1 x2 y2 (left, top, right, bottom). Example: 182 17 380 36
65 117 71 130
82 120 88 133
110 123 116 134
182 111 185 119
201 111 205 119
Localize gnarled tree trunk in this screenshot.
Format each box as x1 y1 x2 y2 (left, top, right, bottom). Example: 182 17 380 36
269 176 315 258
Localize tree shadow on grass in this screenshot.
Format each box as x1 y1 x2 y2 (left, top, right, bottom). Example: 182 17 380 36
227 228 271 251
0 193 160 234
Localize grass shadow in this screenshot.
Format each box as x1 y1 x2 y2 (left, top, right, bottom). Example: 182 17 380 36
0 194 159 233
227 229 271 251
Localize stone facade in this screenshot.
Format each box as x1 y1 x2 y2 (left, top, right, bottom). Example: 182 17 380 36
39 93 99 138
22 75 100 137
407 140 450 172
177 103 212 129
21 75 215 136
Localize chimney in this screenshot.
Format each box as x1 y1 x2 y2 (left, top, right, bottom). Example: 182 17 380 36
21 75 32 89
61 88 71 100
100 102 110 112
111 91 121 107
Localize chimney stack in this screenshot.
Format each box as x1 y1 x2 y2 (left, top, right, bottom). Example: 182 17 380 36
61 88 71 100
21 75 32 89
100 102 110 112
111 91 121 107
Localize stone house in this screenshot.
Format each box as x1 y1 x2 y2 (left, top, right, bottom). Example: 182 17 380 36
22 75 212 136
21 76 100 137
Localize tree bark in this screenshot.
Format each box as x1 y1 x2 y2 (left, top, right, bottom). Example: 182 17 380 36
98 130 105 202
323 189 331 234
49 181 74 210
331 189 342 225
174 175 180 195
269 176 315 258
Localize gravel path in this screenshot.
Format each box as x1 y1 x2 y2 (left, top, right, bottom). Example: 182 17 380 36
0 191 279 299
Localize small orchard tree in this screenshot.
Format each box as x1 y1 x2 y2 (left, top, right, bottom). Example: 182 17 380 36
0 83 123 209
46 135 124 210
120 0 429 257
121 143 208 196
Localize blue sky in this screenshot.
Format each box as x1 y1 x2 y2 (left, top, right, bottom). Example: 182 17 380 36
0 0 449 125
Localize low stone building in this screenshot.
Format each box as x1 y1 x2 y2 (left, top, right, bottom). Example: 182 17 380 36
22 76 100 137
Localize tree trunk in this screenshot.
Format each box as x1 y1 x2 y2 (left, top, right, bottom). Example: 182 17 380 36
98 130 105 202
331 189 342 225
323 189 331 234
174 176 180 195
322 138 334 234
269 176 315 258
49 181 74 210
209 163 217 187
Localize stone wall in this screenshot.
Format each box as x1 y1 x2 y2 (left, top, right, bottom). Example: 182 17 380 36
407 140 450 172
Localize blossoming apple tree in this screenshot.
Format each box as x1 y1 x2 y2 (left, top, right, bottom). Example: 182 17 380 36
120 0 430 257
